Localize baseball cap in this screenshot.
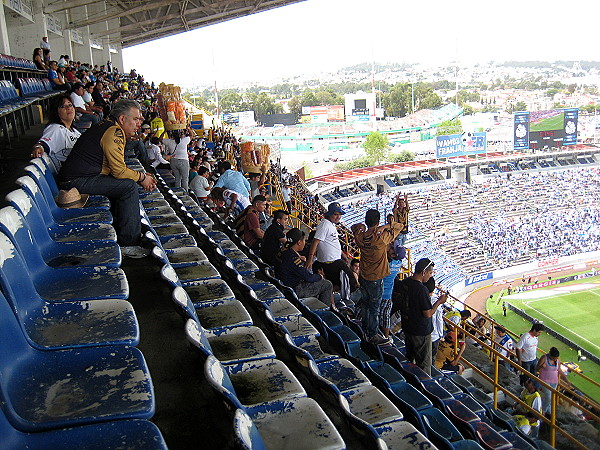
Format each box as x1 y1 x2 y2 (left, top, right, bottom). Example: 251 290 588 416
286 228 304 245
141 124 151 129
326 202 344 216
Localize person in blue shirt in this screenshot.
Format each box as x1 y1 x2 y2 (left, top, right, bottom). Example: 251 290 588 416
214 161 250 199
276 228 333 305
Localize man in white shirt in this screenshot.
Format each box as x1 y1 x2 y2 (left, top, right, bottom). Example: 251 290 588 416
305 202 358 293
515 322 545 385
70 83 100 125
494 326 515 368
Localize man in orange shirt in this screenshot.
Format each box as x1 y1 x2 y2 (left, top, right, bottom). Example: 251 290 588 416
352 207 404 345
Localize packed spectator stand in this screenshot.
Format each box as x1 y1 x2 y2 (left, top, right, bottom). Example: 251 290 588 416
3 50 598 450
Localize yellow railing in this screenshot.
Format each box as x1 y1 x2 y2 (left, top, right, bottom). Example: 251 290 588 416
446 318 599 449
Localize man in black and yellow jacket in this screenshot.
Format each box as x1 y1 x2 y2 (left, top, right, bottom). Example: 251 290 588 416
58 99 157 258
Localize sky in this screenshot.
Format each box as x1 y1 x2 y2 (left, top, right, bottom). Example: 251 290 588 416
122 0 597 90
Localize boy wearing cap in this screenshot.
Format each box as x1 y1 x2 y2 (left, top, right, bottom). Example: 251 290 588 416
276 228 333 306
306 202 358 294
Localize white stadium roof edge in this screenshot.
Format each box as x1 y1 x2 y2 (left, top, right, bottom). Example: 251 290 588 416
51 0 307 48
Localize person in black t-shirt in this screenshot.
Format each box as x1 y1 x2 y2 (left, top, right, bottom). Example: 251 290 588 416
260 209 288 265
399 258 447 375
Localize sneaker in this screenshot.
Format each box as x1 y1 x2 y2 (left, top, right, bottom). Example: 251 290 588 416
368 335 391 346
121 245 150 258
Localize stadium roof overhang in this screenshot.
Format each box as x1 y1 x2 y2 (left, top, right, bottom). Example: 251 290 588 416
56 0 306 48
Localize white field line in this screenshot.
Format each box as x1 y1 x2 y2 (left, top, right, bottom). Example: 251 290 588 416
524 287 600 305
522 302 600 351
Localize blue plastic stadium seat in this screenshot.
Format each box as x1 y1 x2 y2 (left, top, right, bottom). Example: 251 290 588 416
160 265 235 305
23 166 112 224
421 407 464 448
185 318 275 365
9 181 117 242
233 400 344 450
151 243 208 266
0 297 154 432
0 232 128 302
0 410 167 450
204 355 306 408
375 420 437 450
0 205 121 268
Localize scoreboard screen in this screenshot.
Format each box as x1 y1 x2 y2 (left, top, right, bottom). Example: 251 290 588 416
513 108 578 150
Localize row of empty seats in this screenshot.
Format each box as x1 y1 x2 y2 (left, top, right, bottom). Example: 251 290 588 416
0 154 166 447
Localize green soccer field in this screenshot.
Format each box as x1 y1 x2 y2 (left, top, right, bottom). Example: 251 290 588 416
529 111 564 132
509 286 600 356
487 275 600 404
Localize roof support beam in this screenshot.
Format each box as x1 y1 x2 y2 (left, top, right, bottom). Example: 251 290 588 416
67 0 181 29
44 0 98 14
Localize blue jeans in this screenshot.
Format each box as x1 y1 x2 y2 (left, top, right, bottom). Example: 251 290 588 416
79 113 100 125
359 277 383 338
520 359 538 385
65 175 141 246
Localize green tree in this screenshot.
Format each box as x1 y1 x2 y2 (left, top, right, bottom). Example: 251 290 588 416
390 150 415 163
507 101 527 114
462 104 475 115
288 96 302 121
219 92 244 114
363 131 389 165
436 119 463 136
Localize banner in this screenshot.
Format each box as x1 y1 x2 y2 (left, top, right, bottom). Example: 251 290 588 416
436 132 487 158
464 272 493 286
513 112 530 150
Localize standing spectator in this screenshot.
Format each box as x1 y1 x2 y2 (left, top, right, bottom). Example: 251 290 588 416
351 208 403 345
494 326 515 368
40 36 50 50
57 99 157 258
537 347 566 414
305 202 357 293
428 277 445 359
214 161 251 198
378 242 404 340
275 228 333 306
166 128 192 190
261 209 289 266
393 192 410 246
31 94 80 171
282 182 292 212
398 258 448 374
515 322 545 385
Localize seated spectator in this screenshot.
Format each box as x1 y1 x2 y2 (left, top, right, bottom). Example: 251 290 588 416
248 169 267 199
214 161 250 199
32 48 46 70
70 82 101 126
190 166 211 200
261 209 288 265
58 99 157 258
147 136 169 169
31 93 80 171
92 81 109 115
47 61 68 90
276 228 333 305
435 332 465 374
241 195 267 251
512 412 539 436
210 187 249 218
83 82 104 116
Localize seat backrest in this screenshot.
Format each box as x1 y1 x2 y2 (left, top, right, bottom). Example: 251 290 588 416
15 176 55 228
23 165 58 214
5 188 54 248
0 207 47 277
0 231 42 316
0 254 34 361
203 355 243 410
233 409 266 450
30 158 59 196
0 406 21 448
171 286 198 321
184 318 213 358
40 153 58 176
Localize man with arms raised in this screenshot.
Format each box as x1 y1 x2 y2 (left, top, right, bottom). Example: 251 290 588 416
58 99 156 258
